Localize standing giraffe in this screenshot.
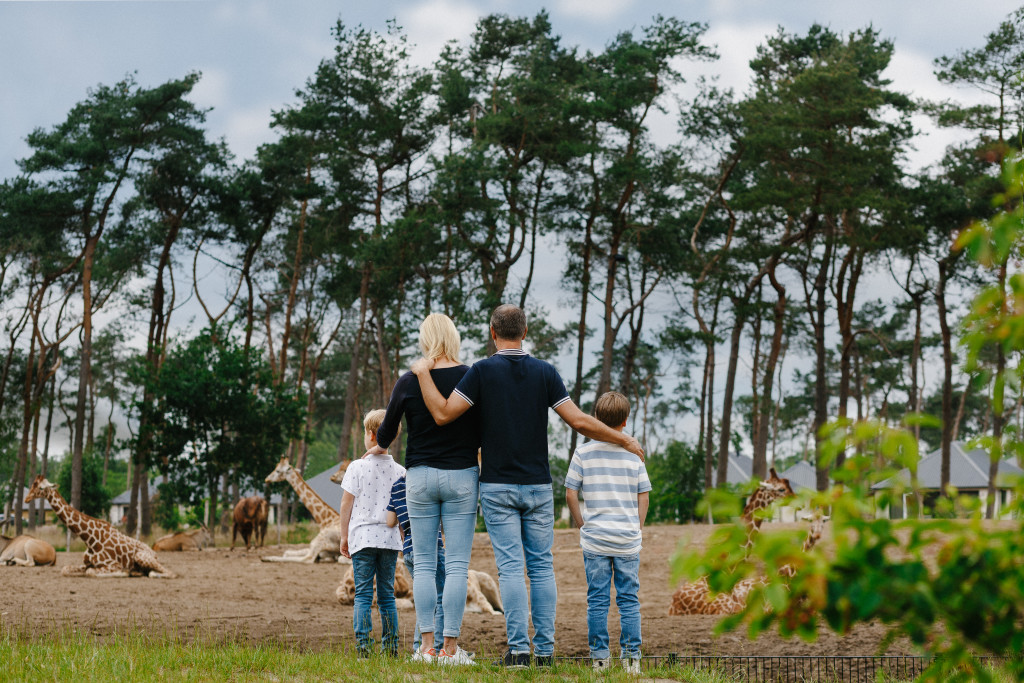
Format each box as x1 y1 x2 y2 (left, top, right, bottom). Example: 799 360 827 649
668 514 825 616
24 475 175 578
261 457 351 563
740 467 796 551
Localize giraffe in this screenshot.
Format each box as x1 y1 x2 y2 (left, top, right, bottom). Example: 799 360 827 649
24 475 176 578
740 467 796 551
261 457 351 564
668 515 825 616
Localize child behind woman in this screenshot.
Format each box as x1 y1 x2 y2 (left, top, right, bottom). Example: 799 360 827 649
339 409 405 656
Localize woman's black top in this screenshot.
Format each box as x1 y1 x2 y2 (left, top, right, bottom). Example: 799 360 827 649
375 365 480 470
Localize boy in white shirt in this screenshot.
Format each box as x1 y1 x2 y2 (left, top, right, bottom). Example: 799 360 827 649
340 409 405 657
565 392 651 674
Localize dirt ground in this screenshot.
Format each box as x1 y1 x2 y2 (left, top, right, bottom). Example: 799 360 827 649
0 523 912 658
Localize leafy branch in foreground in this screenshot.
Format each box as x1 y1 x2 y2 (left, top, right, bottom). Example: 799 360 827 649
672 156 1024 683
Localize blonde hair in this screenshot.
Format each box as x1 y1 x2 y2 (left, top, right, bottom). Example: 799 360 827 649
594 391 630 428
418 313 461 362
363 409 388 435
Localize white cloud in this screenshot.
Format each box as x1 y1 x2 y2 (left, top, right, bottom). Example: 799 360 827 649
189 67 230 112
217 106 278 163
404 0 480 68
554 0 637 23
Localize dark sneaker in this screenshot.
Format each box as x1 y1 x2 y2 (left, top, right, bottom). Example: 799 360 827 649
535 654 554 667
492 649 530 668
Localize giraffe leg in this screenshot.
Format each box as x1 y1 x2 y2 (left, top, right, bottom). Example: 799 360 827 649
61 565 90 576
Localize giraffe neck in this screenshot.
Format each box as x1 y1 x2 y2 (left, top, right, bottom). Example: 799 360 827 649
43 488 91 537
284 469 339 525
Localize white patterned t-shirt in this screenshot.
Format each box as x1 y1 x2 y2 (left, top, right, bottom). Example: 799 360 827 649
340 454 405 555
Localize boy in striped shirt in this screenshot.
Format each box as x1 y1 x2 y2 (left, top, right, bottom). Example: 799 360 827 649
564 391 651 674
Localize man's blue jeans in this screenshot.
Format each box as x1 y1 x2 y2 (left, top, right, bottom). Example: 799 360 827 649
407 465 478 638
582 551 641 660
352 547 399 654
479 482 556 657
403 549 444 650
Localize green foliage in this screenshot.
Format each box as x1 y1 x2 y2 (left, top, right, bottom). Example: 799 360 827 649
152 482 182 531
673 157 1024 682
646 441 704 523
134 328 304 505
56 451 111 520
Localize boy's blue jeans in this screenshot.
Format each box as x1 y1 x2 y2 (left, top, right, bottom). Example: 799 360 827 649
403 548 445 650
582 551 641 660
352 547 399 654
479 482 556 657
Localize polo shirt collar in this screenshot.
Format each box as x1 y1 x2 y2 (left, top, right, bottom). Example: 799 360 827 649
495 348 527 356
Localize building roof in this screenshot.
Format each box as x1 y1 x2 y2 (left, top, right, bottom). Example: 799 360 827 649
779 460 817 493
872 441 1024 490
302 462 346 511
725 453 753 486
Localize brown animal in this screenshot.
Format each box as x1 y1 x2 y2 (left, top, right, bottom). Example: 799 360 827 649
0 534 56 566
152 526 212 552
24 475 175 578
669 515 825 616
336 557 414 607
232 496 268 551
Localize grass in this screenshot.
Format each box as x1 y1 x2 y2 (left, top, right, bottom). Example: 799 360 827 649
0 626 734 683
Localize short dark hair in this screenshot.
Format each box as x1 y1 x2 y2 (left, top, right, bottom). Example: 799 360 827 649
490 304 527 341
594 391 630 427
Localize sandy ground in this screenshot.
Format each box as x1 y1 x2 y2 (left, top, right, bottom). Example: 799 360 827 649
0 523 911 658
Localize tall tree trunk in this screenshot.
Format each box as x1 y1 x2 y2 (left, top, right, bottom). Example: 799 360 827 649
337 264 372 463
753 270 787 479
936 258 954 493
71 234 101 509
986 262 1008 519
810 230 835 492
568 217 595 457
718 303 745 487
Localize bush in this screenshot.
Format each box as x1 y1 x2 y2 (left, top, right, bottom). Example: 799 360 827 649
56 451 112 520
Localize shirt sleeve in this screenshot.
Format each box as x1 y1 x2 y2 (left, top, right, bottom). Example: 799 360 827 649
452 362 481 407
637 461 652 494
340 462 360 497
376 374 412 449
386 479 402 513
546 364 570 409
564 452 584 490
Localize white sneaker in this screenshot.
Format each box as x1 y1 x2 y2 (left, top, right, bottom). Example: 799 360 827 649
411 648 437 663
592 657 611 670
436 646 476 665
624 658 641 674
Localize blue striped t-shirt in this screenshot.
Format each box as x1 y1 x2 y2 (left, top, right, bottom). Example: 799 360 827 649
564 440 651 556
386 476 444 556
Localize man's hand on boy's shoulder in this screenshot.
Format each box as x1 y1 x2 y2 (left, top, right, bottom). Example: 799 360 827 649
410 356 436 376
363 446 387 458
621 434 644 461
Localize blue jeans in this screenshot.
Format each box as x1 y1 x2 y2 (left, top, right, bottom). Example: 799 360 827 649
583 551 641 660
404 549 445 651
352 547 399 653
407 465 478 639
479 482 556 657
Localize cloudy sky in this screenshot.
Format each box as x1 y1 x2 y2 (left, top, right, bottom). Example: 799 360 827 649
1 1 1019 456
2 0 1019 180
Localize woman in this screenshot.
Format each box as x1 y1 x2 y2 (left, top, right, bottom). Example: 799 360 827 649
374 313 480 665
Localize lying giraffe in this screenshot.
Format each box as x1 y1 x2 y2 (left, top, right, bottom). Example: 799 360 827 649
667 468 795 615
0 533 57 566
261 457 350 564
24 475 175 578
669 515 825 616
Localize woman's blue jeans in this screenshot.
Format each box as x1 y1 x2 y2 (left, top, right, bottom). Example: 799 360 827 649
406 465 479 639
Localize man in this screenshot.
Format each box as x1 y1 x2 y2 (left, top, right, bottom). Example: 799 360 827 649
411 304 644 668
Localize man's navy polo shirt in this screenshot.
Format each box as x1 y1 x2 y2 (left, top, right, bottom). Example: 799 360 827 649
452 349 570 485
